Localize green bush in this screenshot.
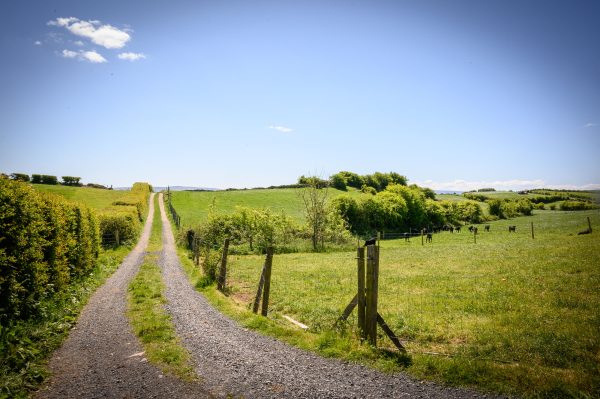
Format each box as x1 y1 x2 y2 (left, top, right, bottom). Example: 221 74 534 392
98 182 152 246
560 201 597 211
0 178 100 324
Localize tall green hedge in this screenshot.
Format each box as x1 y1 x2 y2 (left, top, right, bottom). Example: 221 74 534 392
0 178 100 324
98 182 152 246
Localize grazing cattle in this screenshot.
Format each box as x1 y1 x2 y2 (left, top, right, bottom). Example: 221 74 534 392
403 232 411 242
364 237 377 246
468 225 474 233
455 226 461 233
472 227 478 234
484 225 490 232
426 233 433 243
508 225 516 233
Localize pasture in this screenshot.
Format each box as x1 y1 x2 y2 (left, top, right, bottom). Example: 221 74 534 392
31 184 125 210
170 187 367 224
197 209 599 398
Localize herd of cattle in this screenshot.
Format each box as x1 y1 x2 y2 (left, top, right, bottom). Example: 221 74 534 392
377 223 520 244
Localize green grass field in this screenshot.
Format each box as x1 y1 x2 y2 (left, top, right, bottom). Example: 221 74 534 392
32 184 125 210
170 187 366 225
218 210 600 397
170 186 600 398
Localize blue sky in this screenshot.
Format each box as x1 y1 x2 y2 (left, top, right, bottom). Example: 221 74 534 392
1 0 599 190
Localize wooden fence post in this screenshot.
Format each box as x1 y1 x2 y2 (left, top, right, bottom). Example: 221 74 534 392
357 246 366 340
115 229 120 246
261 247 274 317
252 264 266 314
531 222 535 239
588 217 592 233
217 238 230 292
421 229 424 246
365 244 379 346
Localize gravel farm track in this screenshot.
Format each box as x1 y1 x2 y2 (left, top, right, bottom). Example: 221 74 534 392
35 193 503 399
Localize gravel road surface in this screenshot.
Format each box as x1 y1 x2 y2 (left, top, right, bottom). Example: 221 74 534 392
35 193 210 399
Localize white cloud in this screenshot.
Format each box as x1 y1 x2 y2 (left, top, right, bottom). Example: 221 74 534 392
73 40 84 46
268 125 293 133
118 52 146 61
413 179 600 192
62 49 78 58
34 40 42 46
81 50 107 63
61 49 107 63
48 17 130 49
584 122 597 128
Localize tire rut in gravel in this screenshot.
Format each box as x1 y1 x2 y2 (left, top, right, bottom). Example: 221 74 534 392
157 193 504 399
35 193 210 399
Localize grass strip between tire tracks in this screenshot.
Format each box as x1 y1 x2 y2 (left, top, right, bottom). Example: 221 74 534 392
127 194 196 382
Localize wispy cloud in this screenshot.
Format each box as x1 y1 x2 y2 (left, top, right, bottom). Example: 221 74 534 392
73 40 84 46
48 17 130 49
118 52 146 61
268 125 293 133
61 49 107 63
34 40 42 46
61 49 77 58
414 179 600 192
583 122 597 128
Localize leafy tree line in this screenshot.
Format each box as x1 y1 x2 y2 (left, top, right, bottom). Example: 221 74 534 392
178 204 352 283
3 172 112 188
332 184 483 235
0 177 100 324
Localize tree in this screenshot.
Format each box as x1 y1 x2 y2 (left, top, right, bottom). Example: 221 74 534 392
62 176 82 186
10 173 30 182
329 173 347 191
299 177 329 251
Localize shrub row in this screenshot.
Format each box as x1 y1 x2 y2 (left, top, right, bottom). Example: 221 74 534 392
560 201 598 211
488 198 534 219
0 178 100 324
332 184 483 235
98 183 152 246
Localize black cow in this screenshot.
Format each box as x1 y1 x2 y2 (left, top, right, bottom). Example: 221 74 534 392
455 226 461 233
508 226 516 233
426 233 433 243
484 225 490 232
403 232 411 242
364 237 377 246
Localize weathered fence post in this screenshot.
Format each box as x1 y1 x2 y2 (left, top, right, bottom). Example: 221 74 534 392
357 246 366 340
421 229 424 246
365 244 379 346
261 247 274 317
252 263 266 314
588 217 592 233
217 238 230 292
531 222 535 239
115 229 120 246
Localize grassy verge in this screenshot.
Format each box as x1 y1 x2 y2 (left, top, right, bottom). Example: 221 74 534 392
0 245 131 399
171 209 600 398
126 195 196 381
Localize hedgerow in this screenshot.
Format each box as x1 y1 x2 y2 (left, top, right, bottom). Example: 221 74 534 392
0 178 100 324
98 183 152 246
